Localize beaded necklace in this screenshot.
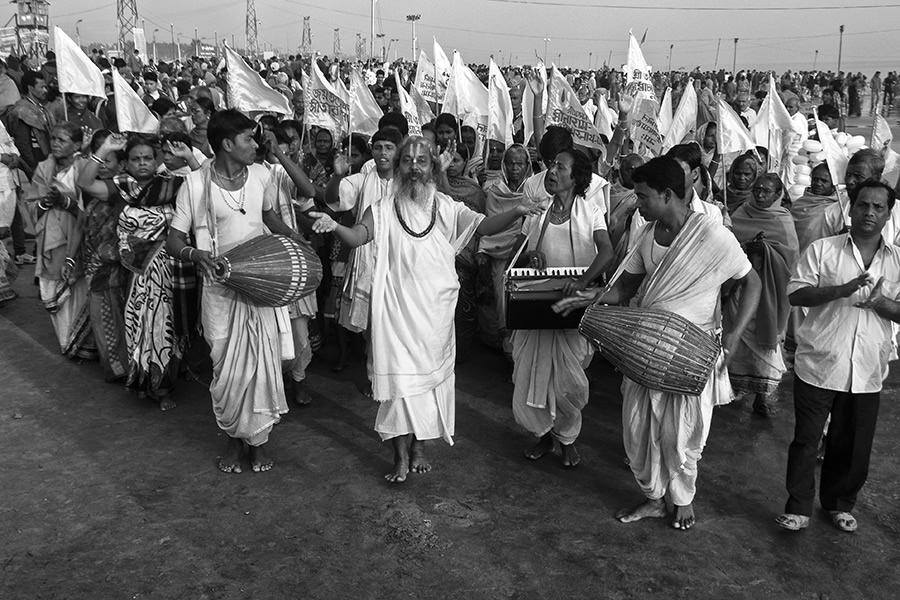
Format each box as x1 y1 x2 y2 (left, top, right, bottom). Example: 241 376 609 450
395 197 437 238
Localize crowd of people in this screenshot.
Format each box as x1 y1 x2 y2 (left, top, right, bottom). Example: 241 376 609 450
0 44 897 535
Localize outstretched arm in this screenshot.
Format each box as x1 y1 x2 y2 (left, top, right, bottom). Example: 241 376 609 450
309 206 373 249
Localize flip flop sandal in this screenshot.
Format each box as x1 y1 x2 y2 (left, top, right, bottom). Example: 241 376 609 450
775 513 809 531
829 511 858 532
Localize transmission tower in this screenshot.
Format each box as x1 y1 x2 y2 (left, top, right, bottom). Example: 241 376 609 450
301 17 312 56
117 0 139 55
333 29 340 58
245 0 259 57
355 34 363 62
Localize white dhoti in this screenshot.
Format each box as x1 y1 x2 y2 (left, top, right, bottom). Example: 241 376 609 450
375 374 456 444
203 282 289 446
511 329 593 444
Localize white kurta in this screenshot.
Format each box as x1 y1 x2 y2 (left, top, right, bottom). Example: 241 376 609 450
369 191 484 444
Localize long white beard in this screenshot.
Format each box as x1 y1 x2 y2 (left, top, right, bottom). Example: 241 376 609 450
395 176 435 209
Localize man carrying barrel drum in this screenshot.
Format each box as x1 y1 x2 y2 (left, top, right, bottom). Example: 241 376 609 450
167 110 313 475
555 156 761 531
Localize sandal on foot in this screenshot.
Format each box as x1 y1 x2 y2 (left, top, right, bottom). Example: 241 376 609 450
828 511 858 532
775 513 809 531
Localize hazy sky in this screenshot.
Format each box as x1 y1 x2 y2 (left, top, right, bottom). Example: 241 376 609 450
20 0 900 73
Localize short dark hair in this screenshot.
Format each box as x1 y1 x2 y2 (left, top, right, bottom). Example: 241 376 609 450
342 133 370 158
193 96 216 115
143 71 158 83
666 143 702 171
371 127 403 147
557 148 592 199
848 147 886 179
151 97 176 117
539 126 574 164
124 133 157 158
176 80 191 95
163 131 193 148
631 156 687 199
208 109 256 154
852 180 896 210
434 113 458 132
21 70 44 93
378 111 409 137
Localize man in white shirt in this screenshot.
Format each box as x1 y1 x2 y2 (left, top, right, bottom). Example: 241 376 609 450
737 93 757 129
778 181 900 533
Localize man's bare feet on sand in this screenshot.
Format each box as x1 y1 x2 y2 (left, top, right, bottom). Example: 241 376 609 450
249 444 273 472
218 437 244 474
385 435 410 483
158 393 176 411
615 498 668 523
293 381 312 406
672 504 695 530
561 443 580 468
524 433 555 461
410 438 432 473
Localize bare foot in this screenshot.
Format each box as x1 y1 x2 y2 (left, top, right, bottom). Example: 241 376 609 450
616 498 668 523
672 504 695 530
524 433 554 461
385 435 410 483
410 438 432 474
293 381 312 406
158 394 176 411
561 443 580 468
218 437 244 474
249 444 273 473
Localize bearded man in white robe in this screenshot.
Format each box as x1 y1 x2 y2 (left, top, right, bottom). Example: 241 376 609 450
310 137 542 482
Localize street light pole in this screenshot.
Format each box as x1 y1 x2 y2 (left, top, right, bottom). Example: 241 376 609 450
406 15 420 61
668 44 673 73
732 37 738 75
543 37 549 64
153 29 158 64
837 25 844 72
170 24 176 62
814 49 818 70
75 19 83 48
195 27 199 58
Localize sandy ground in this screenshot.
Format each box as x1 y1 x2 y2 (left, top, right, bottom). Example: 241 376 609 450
2 254 900 600
2 110 900 599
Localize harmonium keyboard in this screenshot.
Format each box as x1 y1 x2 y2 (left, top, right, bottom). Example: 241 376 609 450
505 267 589 330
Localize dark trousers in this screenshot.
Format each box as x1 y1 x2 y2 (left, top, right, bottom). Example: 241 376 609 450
10 201 26 256
785 377 880 516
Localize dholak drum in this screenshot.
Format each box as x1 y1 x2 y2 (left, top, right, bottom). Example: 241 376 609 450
578 305 720 396
212 234 322 307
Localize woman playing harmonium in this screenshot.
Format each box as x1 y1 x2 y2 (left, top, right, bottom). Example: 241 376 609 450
510 148 613 468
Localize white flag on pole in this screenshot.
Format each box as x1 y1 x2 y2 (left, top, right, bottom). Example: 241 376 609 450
54 27 105 98
113 69 158 133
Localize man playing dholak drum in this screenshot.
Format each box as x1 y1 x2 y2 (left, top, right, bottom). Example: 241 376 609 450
555 156 761 530
308 136 543 483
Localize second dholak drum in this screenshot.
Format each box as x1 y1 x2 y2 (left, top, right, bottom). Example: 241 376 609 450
211 234 323 307
578 305 720 396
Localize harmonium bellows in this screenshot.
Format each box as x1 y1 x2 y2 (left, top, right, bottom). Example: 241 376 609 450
505 267 589 330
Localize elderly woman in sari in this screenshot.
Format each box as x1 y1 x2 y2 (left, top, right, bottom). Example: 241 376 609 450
512 149 614 467
717 152 759 215
28 122 97 361
478 143 532 357
77 134 198 410
725 174 799 416
790 163 838 254
438 141 487 360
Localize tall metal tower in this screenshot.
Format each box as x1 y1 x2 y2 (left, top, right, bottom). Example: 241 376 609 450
301 17 312 56
333 29 340 58
117 0 139 55
245 0 259 57
355 34 364 62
